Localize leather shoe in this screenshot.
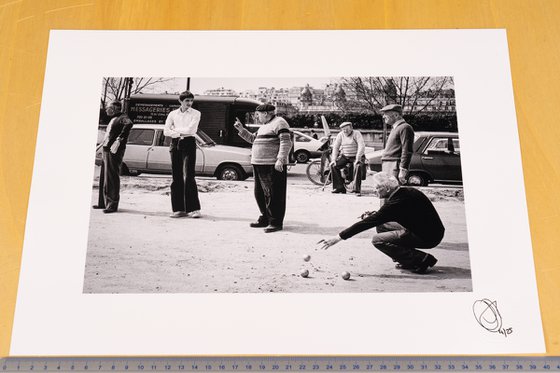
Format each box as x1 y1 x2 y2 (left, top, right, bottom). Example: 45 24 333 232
264 225 283 233
331 189 346 194
103 208 117 214
412 254 438 274
188 210 201 219
250 221 268 228
92 205 105 209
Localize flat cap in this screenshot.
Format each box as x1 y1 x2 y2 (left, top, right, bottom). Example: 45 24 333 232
255 103 276 112
379 104 402 113
339 122 352 128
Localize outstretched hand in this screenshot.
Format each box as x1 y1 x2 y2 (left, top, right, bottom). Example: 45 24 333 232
317 236 342 250
233 118 243 132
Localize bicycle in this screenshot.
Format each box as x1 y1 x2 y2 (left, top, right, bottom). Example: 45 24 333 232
306 139 354 188
305 140 332 187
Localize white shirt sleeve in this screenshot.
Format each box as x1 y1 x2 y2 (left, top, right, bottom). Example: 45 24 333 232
163 111 180 138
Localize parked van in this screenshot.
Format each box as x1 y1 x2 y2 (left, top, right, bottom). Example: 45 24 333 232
99 93 295 163
120 94 262 148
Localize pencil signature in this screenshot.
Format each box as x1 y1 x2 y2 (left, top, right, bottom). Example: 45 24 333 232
472 298 513 337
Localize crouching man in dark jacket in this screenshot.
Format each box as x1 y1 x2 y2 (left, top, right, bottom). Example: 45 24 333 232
318 172 444 274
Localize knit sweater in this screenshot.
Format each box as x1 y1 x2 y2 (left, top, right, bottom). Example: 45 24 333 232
332 130 365 160
339 187 445 246
237 116 292 165
382 119 414 169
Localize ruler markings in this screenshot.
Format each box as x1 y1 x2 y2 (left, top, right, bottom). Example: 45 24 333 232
1 357 560 372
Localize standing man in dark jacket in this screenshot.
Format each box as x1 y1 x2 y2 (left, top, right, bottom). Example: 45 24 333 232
318 172 444 274
94 100 133 213
380 104 414 185
233 104 292 233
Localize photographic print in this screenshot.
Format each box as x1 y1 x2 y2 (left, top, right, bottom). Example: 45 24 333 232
84 76 471 294
10 30 544 356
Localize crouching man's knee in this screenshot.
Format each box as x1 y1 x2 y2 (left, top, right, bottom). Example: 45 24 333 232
371 234 387 249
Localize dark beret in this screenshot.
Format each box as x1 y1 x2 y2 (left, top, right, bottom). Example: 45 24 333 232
255 103 276 112
379 104 402 113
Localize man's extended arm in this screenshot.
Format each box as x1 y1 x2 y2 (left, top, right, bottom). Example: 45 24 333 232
338 197 398 240
237 127 257 144
117 116 133 142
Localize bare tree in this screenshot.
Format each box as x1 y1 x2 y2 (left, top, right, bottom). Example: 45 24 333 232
100 77 174 107
340 76 453 116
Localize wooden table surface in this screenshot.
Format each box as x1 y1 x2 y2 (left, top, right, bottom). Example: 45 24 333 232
1 0 559 356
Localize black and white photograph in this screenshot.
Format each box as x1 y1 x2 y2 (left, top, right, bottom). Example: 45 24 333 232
11 30 544 356
84 76 471 293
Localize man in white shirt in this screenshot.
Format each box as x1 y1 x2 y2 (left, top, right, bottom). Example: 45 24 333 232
329 122 366 195
164 91 202 218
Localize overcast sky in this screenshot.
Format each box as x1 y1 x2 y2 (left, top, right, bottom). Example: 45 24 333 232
144 77 341 95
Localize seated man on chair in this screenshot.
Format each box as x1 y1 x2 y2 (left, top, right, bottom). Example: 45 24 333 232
329 121 366 195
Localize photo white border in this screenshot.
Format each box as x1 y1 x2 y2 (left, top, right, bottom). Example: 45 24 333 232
11 30 544 355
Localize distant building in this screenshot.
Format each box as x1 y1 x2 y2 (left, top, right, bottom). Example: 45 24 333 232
239 90 258 101
294 83 347 114
208 82 455 117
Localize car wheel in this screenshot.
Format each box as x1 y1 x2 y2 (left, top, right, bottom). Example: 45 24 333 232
294 150 310 163
407 173 428 186
217 164 245 181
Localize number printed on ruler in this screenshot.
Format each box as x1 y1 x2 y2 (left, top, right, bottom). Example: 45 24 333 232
1 357 560 372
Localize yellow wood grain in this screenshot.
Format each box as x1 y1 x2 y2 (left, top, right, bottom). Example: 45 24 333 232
1 0 559 356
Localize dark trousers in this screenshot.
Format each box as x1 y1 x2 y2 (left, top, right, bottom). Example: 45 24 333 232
253 164 287 227
331 155 363 192
371 222 439 267
102 148 124 211
170 137 201 213
96 160 106 208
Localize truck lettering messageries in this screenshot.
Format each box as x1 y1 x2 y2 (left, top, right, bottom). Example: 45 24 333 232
129 105 172 113
116 94 262 148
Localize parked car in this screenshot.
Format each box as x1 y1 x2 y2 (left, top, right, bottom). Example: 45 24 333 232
366 132 462 186
95 124 253 180
292 130 325 163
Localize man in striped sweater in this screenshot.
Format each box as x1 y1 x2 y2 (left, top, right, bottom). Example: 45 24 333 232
329 122 366 195
233 104 292 233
